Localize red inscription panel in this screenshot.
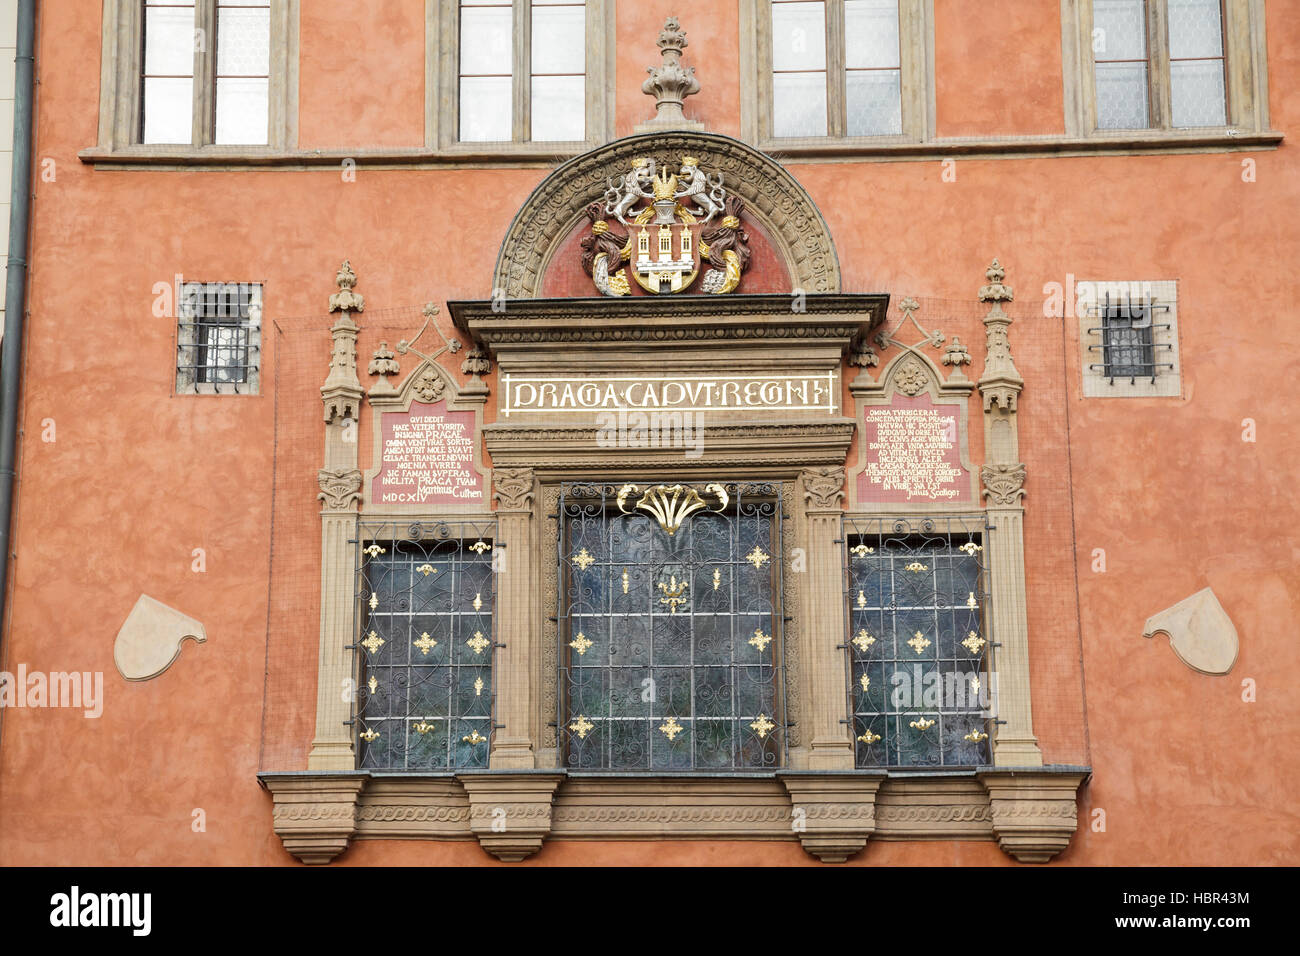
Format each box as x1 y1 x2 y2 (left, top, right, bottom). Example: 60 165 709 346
857 392 973 505
372 401 483 506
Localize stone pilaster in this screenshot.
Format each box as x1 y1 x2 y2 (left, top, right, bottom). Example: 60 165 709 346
976 260 1043 768
489 467 538 769
309 261 365 771
799 467 855 770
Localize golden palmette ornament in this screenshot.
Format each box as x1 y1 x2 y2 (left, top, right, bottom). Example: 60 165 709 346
368 592 379 610
657 575 689 614
569 632 593 656
961 631 986 654
367 675 378 695
473 592 483 611
466 631 490 654
659 716 685 741
360 631 384 654
859 673 870 692
413 632 437 655
622 568 630 594
910 718 936 732
857 729 882 745
712 568 721 590
469 540 492 555
474 677 484 697
905 562 928 573
359 727 380 743
857 590 868 609
907 631 932 654
412 721 436 735
748 628 772 652
750 714 776 739
967 592 979 609
362 544 386 557
850 544 875 557
416 563 436 577
959 542 982 556
569 715 594 739
571 547 596 571
463 730 488 745
617 482 728 536
964 730 989 743
745 546 770 570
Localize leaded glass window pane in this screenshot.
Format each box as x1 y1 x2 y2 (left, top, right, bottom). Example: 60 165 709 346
1167 0 1226 127
1093 0 1150 129
355 523 496 771
559 483 784 772
847 517 993 769
772 0 828 137
141 1 196 144
215 0 270 144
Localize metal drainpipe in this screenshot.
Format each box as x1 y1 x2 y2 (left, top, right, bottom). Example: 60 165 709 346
0 0 36 641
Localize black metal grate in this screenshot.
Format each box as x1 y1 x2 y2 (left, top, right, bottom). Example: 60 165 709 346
176 281 261 392
844 515 994 769
352 519 497 771
557 482 786 772
1087 292 1173 383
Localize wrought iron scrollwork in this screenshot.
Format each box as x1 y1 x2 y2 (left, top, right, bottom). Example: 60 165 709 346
352 518 497 771
558 482 786 771
844 515 994 769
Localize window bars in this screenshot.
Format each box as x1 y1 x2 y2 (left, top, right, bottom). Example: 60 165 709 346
557 482 786 772
175 281 262 393
352 519 497 771
1086 291 1173 384
844 515 994 769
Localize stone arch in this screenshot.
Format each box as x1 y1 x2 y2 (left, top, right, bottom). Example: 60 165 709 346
492 131 842 298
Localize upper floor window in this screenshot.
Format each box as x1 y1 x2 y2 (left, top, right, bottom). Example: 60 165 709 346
92 0 295 153
141 0 271 145
1065 0 1269 136
742 0 931 147
454 0 589 144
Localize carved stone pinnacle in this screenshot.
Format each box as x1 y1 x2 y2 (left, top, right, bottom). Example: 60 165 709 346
635 17 704 133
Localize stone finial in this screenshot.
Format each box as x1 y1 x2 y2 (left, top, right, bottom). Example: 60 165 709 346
329 260 365 313
635 17 705 133
978 259 1014 304
460 346 491 379
976 258 1023 410
367 340 400 397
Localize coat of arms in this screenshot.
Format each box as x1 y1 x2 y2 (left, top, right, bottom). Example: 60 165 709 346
581 155 752 296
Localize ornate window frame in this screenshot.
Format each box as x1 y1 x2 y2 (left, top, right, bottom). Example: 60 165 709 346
739 0 935 151
93 0 299 156
1061 0 1271 138
424 0 616 156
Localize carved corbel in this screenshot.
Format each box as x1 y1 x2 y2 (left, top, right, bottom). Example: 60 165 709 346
262 773 365 865
781 773 885 863
978 771 1088 863
980 463 1027 507
801 465 845 511
458 774 564 862
317 468 363 512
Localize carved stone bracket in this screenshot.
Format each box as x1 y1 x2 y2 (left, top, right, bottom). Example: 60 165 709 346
263 773 366 865
780 773 885 863
459 773 564 862
978 770 1089 863
493 467 537 512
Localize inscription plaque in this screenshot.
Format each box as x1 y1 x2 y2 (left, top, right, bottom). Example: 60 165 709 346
371 401 484 505
858 392 974 505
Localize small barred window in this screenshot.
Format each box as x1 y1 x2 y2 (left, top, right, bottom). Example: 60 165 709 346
175 281 262 394
1088 290 1173 384
1078 280 1182 398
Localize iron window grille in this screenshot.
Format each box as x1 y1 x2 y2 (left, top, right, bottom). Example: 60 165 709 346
557 481 787 772
1087 291 1173 384
352 519 497 771
844 515 994 769
175 281 262 393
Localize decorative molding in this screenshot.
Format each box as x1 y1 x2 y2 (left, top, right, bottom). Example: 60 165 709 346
981 463 1027 507
490 132 844 298
262 769 1087 862
493 467 536 512
801 466 845 511
317 468 362 512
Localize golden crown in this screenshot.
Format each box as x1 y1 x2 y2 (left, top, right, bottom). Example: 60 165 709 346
632 157 650 168
651 168 679 200
681 155 699 168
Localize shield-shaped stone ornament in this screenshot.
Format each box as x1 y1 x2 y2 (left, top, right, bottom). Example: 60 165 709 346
1142 587 1239 675
630 168 701 294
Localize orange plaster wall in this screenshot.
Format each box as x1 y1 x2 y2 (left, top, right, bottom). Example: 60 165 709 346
0 0 1297 867
933 0 1065 137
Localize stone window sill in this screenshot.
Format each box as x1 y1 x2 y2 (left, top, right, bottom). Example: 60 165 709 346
260 766 1090 865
